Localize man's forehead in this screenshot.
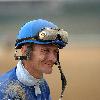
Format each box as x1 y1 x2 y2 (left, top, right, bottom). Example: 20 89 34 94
34 44 58 50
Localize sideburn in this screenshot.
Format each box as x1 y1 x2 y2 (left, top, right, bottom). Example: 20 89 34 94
21 44 34 60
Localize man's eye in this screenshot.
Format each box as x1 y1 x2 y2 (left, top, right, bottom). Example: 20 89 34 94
41 49 50 53
44 49 49 52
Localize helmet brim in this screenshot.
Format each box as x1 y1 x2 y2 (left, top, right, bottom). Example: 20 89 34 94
15 40 66 49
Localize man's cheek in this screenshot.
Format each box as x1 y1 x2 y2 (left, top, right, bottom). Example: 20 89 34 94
39 55 47 62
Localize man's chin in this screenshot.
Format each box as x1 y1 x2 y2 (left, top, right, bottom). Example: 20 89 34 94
41 65 53 74
44 69 53 74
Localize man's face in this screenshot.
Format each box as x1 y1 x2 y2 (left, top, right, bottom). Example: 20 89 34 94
22 44 58 75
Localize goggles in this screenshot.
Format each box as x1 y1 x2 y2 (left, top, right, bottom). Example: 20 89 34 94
36 27 68 43
16 27 68 48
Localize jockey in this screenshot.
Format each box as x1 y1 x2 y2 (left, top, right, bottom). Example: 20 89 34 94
0 19 68 100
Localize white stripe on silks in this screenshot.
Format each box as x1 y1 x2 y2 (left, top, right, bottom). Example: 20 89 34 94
34 83 41 96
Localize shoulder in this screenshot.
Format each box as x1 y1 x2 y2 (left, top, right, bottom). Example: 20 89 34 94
0 67 16 79
0 67 27 99
0 67 17 83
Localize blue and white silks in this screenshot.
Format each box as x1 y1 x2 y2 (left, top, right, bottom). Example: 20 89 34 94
0 60 51 100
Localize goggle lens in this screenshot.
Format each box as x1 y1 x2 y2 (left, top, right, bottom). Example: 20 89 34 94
38 28 68 43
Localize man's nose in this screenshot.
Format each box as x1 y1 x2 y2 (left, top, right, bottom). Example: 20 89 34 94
48 52 57 63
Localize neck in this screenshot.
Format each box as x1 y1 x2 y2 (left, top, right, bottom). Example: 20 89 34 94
22 60 43 79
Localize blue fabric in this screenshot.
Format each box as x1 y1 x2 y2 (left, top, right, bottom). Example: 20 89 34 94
0 67 50 100
17 19 58 39
16 39 65 49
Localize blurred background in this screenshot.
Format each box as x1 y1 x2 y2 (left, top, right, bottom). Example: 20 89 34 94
0 0 100 100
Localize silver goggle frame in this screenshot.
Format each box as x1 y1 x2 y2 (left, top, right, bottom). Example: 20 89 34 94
38 27 68 44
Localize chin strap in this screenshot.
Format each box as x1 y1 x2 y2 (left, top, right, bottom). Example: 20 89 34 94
56 51 67 100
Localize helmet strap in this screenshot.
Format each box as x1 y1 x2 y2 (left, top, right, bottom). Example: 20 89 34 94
56 51 67 99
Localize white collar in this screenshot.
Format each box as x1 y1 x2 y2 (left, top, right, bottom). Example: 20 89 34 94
16 60 44 96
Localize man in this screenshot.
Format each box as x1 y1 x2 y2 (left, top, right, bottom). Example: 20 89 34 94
0 19 68 100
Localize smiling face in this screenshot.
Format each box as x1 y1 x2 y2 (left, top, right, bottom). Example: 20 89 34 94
21 44 59 78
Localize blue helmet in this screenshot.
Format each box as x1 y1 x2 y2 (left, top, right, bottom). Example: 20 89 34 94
15 19 68 49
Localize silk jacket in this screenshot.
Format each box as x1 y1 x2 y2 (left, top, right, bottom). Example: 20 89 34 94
0 62 51 100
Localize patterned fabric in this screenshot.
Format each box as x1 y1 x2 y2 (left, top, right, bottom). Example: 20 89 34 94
0 67 51 100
